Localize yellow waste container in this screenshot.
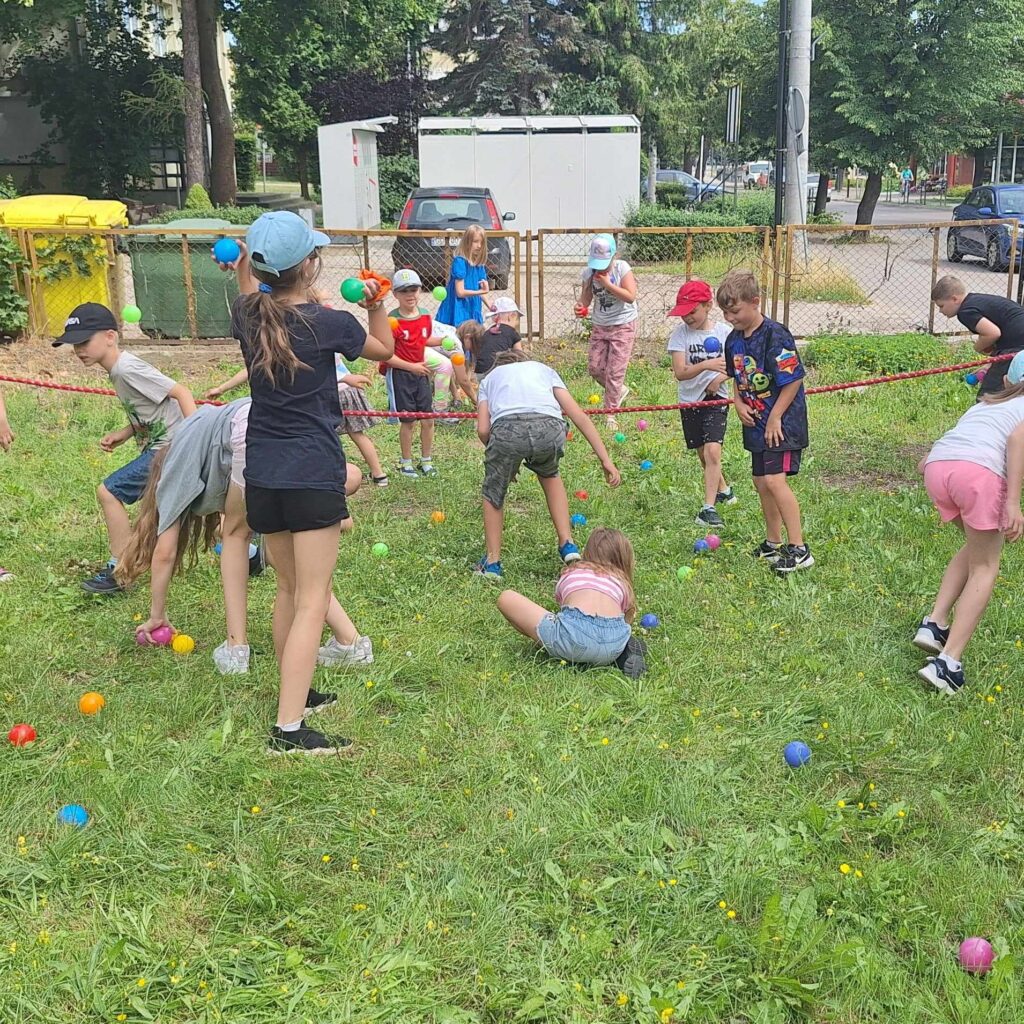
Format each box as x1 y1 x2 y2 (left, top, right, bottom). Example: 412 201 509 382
0 195 128 337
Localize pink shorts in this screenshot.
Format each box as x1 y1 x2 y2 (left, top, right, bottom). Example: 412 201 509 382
924 460 1006 531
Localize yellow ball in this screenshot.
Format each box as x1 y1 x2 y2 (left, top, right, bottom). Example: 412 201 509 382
431 510 446 524
588 394 601 405
171 634 195 655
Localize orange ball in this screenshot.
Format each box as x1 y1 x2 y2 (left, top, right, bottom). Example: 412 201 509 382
78 691 105 715
431 510 446 524
388 317 399 332
451 353 465 366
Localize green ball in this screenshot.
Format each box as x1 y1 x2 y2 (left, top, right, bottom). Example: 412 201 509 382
676 566 693 581
340 278 366 303
441 338 456 352
614 432 626 443
432 286 447 302
121 304 142 324
371 542 389 558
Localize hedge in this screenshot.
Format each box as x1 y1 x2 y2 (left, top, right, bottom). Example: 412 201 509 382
235 133 257 193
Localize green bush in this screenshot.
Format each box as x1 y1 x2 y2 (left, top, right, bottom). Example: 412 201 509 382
234 133 257 193
0 175 18 200
654 181 689 209
804 332 951 378
0 229 29 338
946 184 972 199
152 205 267 226
701 190 776 226
379 155 419 225
623 202 762 262
184 183 212 210
808 211 843 225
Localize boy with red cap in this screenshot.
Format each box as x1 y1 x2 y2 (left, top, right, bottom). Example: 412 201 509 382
667 280 735 528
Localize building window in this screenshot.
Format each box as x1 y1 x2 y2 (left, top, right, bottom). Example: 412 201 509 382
151 4 168 57
123 11 141 36
134 145 183 192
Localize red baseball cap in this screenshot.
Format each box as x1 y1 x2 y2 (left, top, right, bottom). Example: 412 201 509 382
668 279 713 317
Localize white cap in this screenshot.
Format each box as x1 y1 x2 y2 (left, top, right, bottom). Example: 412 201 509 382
484 296 524 318
392 268 422 290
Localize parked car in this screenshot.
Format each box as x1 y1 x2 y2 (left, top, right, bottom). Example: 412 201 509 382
744 160 773 188
652 169 723 204
947 184 1024 271
392 187 516 289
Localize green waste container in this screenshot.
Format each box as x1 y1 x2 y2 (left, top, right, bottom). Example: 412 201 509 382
127 219 241 339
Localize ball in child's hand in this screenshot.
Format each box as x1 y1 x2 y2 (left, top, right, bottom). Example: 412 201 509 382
212 238 241 265
388 317 400 332
574 304 590 318
693 538 710 553
703 337 721 354
121 304 142 324
959 937 994 974
783 741 811 767
452 353 466 366
57 804 89 828
640 460 653 471
705 534 721 550
442 338 456 351
640 613 659 629
431 511 446 524
8 723 36 746
637 419 648 431
614 432 626 443
171 634 195 655
588 394 601 405
150 625 174 647
372 542 389 558
570 513 587 527
965 372 979 386
340 278 366 302
432 286 447 302
78 692 105 715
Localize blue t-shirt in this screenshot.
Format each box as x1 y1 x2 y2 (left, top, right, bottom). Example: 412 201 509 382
725 317 808 453
232 298 366 492
437 256 487 327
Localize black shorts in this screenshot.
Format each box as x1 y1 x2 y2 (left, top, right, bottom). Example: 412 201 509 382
387 368 432 415
245 484 349 534
751 449 803 477
679 405 728 449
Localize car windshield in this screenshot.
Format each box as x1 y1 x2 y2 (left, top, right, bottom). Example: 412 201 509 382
999 188 1024 215
410 196 489 226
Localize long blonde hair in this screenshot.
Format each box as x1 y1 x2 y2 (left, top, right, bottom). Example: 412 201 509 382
114 446 220 587
458 224 487 267
980 378 1024 405
566 527 637 622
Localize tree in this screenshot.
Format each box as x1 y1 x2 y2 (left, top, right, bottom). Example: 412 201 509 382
179 0 205 192
197 0 236 204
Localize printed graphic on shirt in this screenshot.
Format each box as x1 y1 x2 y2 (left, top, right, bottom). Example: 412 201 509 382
121 398 171 450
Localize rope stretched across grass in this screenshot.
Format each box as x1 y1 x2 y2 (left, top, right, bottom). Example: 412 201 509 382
0 352 1014 419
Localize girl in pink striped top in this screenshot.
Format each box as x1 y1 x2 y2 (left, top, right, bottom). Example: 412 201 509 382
497 528 647 676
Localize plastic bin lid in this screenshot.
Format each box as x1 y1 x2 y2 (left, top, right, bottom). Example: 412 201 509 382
0 195 127 228
132 217 235 238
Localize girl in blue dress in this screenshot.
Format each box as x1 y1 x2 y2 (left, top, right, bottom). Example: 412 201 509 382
437 225 490 326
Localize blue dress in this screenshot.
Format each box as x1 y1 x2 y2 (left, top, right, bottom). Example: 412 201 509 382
437 256 487 327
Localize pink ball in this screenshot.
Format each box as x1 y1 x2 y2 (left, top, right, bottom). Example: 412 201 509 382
959 937 994 974
150 625 174 647
135 631 150 646
705 534 721 550
637 419 648 431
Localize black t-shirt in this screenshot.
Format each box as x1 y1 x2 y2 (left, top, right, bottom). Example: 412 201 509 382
473 323 520 375
956 293 1024 396
231 298 366 492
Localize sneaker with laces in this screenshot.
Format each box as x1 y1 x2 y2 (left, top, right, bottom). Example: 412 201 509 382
774 544 815 573
248 536 266 577
695 506 724 528
716 487 738 506
304 688 338 715
318 635 374 667
752 541 783 562
212 641 250 675
371 475 390 488
619 384 631 406
559 540 582 565
82 568 124 595
419 461 437 476
615 635 648 678
913 618 949 655
473 557 503 581
398 463 419 479
267 722 354 756
918 656 965 696
0 568 13 583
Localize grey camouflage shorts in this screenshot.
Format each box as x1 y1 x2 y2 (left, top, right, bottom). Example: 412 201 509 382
482 414 567 508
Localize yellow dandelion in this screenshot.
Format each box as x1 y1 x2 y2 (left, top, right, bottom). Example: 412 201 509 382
727 909 736 919
117 1016 127 1022
668 878 677 886
839 864 851 875
660 1007 675 1023
426 920 436 932
505 808 515 820
820 721 829 730
676 980 686 991
854 870 863 878
897 809 906 818
321 854 331 864
250 805 261 815
691 709 701 717
136 978 147 988
8 942 16 954
616 992 629 1006
718 900 727 909
365 680 375 689
837 800 846 808
601 737 610 745
868 782 875 791
36 931 50 945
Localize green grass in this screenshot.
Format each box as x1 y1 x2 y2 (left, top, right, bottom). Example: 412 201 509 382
630 252 762 284
789 260 868 305
1 352 1023 1022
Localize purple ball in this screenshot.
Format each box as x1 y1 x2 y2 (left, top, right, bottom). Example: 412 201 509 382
959 937 994 974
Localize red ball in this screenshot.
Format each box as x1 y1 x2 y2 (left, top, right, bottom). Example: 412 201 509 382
8 723 37 746
574 490 589 500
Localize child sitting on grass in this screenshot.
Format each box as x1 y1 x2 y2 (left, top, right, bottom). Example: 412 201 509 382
476 297 524 379
53 302 196 594
496 527 647 678
474 350 620 580
913 350 1024 695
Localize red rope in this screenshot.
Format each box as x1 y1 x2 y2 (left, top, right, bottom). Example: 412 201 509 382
0 352 1013 419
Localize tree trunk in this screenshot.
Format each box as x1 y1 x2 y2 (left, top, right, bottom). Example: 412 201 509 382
971 148 986 186
855 169 882 225
646 138 657 203
197 0 236 204
297 146 310 200
836 166 846 192
813 170 829 216
179 0 205 192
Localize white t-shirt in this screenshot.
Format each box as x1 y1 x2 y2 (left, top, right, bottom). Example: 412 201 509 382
581 259 638 327
666 321 732 403
108 351 184 451
478 361 567 423
926 396 1024 477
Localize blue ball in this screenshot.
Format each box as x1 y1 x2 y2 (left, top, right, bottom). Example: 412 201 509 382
212 237 241 265
214 542 222 556
640 613 659 629
640 459 653 471
570 513 587 527
693 538 710 553
57 804 89 828
965 372 979 386
703 336 721 354
783 741 811 768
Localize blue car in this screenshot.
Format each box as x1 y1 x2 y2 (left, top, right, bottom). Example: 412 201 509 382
947 184 1024 271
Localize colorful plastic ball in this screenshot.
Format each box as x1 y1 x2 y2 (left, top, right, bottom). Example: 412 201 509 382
575 490 589 500
959 937 994 974
78 692 105 715
693 538 710 553
570 513 587 527
640 613 659 629
574 304 590 318
676 566 693 581
214 542 222 556
783 741 811 767
372 542 389 558
441 337 456 351
614 432 626 443
171 634 196 655
8 723 36 746
388 316 400 332
340 278 366 303
640 460 653 471
965 372 979 386
703 337 721 354
150 625 174 647
705 534 722 550
431 511 446 524
452 353 466 366
57 804 89 828
121 304 142 324
566 431 574 441
432 286 448 302
637 419 648 431
588 394 601 405
212 237 241 265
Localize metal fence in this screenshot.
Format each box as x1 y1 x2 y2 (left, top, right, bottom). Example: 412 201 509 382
6 221 1020 349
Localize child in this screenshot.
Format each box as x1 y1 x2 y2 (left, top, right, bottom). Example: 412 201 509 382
913 350 1024 695
666 279 736 528
474 350 620 579
427 319 477 416
496 527 647 677
579 233 639 430
0 387 12 582
115 399 373 676
224 210 393 755
436 224 490 327
476 298 524 379
53 302 197 594
717 270 813 573
931 276 1024 398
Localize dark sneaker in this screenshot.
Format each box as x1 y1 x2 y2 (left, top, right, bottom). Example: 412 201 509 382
615 635 648 679
249 536 266 577
695 506 724 528
774 544 815 574
913 618 949 655
304 688 338 715
716 487 738 506
267 722 354 756
81 568 124 595
752 541 783 563
918 656 965 696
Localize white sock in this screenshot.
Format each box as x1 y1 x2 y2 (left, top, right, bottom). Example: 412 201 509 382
277 719 303 732
248 543 258 559
938 652 962 671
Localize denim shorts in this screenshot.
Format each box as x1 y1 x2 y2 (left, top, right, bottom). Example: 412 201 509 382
103 447 157 505
536 606 632 666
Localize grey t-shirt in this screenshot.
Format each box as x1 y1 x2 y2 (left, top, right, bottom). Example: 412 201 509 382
667 321 732 403
581 259 638 327
108 351 184 451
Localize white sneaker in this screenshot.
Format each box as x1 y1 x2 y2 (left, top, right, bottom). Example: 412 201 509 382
619 384 631 406
317 635 374 667
212 641 250 675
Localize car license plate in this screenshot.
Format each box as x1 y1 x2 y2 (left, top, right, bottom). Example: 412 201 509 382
430 238 445 247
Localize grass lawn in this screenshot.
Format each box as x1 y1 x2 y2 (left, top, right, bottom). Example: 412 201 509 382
1 346 1022 1022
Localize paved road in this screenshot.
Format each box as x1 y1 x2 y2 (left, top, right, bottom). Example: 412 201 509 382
828 197 953 226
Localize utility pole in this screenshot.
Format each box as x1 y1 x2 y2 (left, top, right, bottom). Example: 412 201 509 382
785 0 811 226
773 0 789 228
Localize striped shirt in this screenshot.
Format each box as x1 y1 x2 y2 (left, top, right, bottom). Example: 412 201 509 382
555 567 628 614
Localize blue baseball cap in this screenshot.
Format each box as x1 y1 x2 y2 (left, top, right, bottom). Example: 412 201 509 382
1008 350 1024 385
587 233 616 271
246 212 331 277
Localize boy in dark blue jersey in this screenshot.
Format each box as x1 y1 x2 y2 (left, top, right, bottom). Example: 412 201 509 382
717 270 813 573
